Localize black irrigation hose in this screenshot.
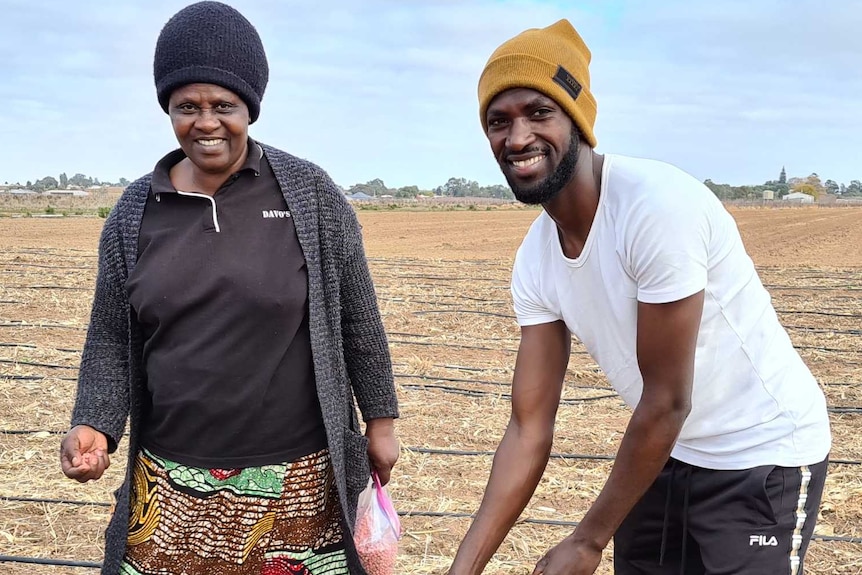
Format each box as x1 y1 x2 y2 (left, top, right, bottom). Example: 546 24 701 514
1 248 96 256
0 262 94 270
393 338 860 356
398 380 860 414
795 345 861 354
765 285 862 291
775 309 862 319
0 495 110 507
374 274 504 283
413 309 516 319
396 373 511 388
0 439 858 474
390 339 518 353
2 498 858 544
0 343 81 353
403 448 861 467
389 331 519 343
409 311 862 339
0 328 862 355
785 325 862 336
397 366 859 390
0 556 102 568
398 513 862 543
0 430 131 438
382 297 484 308
408 447 616 461
0 285 90 290
0 374 77 381
0 432 859 466
429 383 851 414
381 282 511 292
378 292 508 304
400 382 620 405
367 257 508 269
399 510 580 528
396 373 612 392
0 430 66 435
0 358 76 369
0 322 87 330
391 338 592 356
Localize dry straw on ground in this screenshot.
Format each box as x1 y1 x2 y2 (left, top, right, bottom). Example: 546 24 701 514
1 207 860 574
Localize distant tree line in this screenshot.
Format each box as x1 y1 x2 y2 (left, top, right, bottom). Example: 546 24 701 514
345 169 861 202
704 167 861 201
7 167 861 201
345 177 513 200
3 173 130 193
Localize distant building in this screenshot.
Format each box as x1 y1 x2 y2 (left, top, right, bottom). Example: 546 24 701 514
4 188 38 195
782 192 814 204
43 190 91 197
346 192 374 201
762 190 775 200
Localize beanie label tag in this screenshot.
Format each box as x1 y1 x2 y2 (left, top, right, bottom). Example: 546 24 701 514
552 65 582 101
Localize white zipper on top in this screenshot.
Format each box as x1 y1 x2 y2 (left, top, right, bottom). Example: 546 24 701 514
176 190 221 232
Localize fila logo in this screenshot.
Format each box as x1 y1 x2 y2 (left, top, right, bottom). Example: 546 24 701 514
262 210 291 219
749 535 779 546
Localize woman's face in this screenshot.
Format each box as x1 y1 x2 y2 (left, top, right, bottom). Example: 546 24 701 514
167 83 250 176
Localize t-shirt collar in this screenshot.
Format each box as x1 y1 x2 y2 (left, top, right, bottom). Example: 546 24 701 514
150 137 262 196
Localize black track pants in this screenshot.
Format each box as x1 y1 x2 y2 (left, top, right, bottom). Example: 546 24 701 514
614 457 828 575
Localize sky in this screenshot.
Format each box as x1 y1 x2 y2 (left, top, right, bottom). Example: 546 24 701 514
1 0 860 190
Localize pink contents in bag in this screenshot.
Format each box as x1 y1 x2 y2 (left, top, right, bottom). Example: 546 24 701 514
354 472 400 575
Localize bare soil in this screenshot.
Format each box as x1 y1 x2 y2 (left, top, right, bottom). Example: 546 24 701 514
1 206 860 574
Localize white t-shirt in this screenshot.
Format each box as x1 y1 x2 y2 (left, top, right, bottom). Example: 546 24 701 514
512 154 831 469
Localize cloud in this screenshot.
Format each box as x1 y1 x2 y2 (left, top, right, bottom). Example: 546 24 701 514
0 0 859 188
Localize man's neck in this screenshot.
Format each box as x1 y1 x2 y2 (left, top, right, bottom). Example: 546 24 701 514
543 148 604 259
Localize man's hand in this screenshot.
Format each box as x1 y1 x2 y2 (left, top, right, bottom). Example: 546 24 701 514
365 417 399 485
532 535 602 575
60 425 110 482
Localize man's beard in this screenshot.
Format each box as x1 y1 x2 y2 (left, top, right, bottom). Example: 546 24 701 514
503 127 580 205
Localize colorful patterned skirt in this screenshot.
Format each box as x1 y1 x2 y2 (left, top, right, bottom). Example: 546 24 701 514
119 447 349 575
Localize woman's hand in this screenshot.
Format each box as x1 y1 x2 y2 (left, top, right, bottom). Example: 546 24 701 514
365 418 399 485
60 425 110 482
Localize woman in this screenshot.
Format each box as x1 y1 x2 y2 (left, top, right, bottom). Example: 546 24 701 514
58 3 399 574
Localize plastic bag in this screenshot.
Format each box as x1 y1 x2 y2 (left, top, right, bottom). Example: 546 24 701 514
354 471 400 575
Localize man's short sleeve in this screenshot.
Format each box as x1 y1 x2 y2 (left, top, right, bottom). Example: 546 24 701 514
625 188 711 304
511 243 561 326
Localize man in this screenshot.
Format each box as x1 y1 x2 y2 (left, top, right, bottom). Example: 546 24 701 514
448 19 830 575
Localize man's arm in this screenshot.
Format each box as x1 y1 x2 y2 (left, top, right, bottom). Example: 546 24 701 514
449 320 571 575
532 291 704 575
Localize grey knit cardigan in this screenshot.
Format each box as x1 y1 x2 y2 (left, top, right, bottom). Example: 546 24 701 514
70 143 399 575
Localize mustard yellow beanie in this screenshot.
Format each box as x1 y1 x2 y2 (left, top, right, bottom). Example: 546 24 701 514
478 19 597 148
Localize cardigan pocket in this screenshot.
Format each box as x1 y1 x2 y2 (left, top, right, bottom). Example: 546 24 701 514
343 427 371 513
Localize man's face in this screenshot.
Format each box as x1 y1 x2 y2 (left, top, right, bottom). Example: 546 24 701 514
485 88 579 205
168 83 250 176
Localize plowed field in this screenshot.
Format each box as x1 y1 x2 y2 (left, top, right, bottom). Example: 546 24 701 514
2 206 860 574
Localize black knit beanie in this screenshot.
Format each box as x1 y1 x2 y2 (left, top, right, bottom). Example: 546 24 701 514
154 1 269 122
